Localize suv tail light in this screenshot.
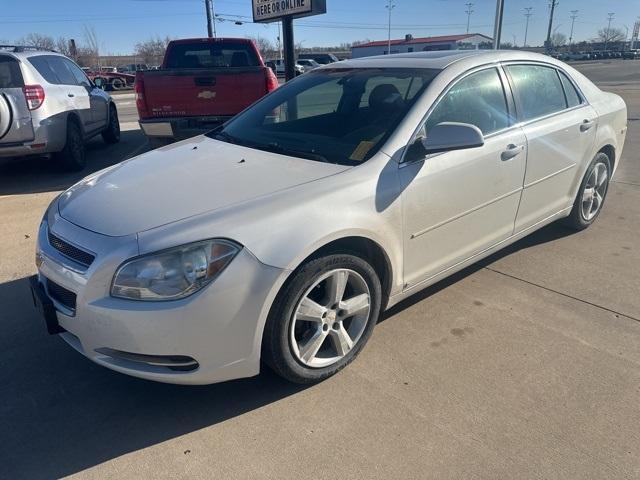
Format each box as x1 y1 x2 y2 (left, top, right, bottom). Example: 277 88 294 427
265 68 279 93
23 85 45 110
134 75 148 117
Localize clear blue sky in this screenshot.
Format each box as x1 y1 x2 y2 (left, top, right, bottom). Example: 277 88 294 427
1 0 638 54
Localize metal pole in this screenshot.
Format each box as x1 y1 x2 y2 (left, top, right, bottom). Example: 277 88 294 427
205 0 213 38
282 16 296 81
546 0 558 53
569 10 578 45
465 3 474 34
386 0 396 55
493 0 504 49
211 0 217 38
523 7 532 47
605 13 614 51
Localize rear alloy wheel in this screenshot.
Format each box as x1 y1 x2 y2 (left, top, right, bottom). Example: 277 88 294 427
563 152 611 230
102 104 120 144
54 121 85 171
262 253 382 384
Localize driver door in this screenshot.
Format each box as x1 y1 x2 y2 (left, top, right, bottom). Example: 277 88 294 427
400 66 527 290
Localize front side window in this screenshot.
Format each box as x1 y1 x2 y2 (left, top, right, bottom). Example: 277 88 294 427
63 59 91 87
209 68 440 165
506 64 567 120
425 68 510 136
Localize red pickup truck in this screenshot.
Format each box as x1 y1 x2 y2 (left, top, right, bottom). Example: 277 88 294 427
135 38 279 144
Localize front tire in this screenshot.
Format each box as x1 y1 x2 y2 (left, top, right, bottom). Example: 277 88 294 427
262 253 382 384
54 120 85 171
563 152 611 230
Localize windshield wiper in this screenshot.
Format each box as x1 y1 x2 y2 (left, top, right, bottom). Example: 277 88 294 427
260 142 330 163
212 131 237 144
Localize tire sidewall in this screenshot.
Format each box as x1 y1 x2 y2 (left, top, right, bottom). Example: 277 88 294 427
266 254 382 383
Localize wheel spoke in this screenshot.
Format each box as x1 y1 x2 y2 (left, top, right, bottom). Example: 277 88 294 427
296 297 326 323
582 187 594 203
593 190 603 211
299 329 327 363
326 270 349 306
340 293 370 318
597 170 608 188
592 166 598 187
329 324 354 357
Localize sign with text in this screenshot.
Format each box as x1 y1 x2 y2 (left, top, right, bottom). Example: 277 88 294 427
252 0 326 23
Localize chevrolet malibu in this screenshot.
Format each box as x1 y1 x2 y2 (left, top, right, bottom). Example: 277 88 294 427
30 51 627 384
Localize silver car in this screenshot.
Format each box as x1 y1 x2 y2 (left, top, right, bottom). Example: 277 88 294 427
31 51 627 385
0 46 120 170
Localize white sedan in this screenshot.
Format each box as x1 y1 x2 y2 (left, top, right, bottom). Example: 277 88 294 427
30 50 627 384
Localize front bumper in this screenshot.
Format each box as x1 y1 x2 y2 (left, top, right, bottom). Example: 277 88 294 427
139 115 233 141
34 212 284 385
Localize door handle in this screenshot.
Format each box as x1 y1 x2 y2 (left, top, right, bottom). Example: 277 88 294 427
67 93 75 98
501 144 524 161
580 119 594 132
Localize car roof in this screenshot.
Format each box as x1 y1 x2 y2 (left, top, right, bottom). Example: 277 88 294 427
323 50 563 71
0 47 66 60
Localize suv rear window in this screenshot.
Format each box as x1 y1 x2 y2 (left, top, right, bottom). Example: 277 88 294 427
165 42 260 68
0 56 25 88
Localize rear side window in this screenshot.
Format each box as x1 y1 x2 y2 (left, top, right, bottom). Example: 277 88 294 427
47 57 79 85
425 68 510 136
506 65 567 120
0 56 24 88
558 71 582 108
165 42 260 68
28 55 60 84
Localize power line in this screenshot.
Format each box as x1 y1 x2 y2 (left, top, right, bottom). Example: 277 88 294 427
465 3 474 34
523 7 533 47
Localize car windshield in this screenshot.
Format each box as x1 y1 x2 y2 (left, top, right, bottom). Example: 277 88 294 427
207 68 440 165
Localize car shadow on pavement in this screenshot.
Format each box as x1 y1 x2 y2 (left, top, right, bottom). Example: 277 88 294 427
0 222 574 479
0 129 149 197
381 222 576 321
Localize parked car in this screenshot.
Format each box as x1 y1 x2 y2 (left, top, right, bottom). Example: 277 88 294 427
296 58 320 72
31 50 627 385
0 46 120 170
269 58 305 76
298 52 339 64
622 50 640 59
135 38 279 145
565 51 589 61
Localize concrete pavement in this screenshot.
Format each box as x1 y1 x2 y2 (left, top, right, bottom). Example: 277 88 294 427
0 60 639 480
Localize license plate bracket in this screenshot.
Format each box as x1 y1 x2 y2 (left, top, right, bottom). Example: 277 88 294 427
28 275 65 335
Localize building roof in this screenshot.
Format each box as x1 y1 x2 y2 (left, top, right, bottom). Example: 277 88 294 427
352 33 493 49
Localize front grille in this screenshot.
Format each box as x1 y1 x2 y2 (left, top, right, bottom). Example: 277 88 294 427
46 279 76 311
48 231 95 267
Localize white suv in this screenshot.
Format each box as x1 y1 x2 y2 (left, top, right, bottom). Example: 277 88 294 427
0 46 120 170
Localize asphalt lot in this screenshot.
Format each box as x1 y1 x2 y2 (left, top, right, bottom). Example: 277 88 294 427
0 59 639 479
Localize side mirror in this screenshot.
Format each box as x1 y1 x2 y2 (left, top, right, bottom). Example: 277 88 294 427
93 77 105 90
407 122 484 161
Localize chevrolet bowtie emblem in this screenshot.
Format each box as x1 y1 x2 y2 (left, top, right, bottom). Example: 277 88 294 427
197 90 217 99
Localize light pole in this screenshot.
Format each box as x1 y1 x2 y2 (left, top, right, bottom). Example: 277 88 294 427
465 2 474 34
205 0 214 38
493 0 505 49
523 7 533 47
604 12 614 51
546 0 559 53
386 0 396 55
569 10 578 45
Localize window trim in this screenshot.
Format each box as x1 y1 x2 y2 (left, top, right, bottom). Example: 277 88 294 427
501 61 588 126
400 63 516 165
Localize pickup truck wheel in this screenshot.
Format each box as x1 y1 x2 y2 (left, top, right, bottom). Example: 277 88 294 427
110 78 125 90
102 104 120 144
262 253 382 384
55 120 86 171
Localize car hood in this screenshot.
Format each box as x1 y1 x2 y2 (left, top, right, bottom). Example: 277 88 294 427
58 135 350 237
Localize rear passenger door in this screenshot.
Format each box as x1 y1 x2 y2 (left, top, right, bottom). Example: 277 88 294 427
0 55 34 145
504 63 598 231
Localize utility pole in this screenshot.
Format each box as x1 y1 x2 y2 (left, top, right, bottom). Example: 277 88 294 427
493 0 505 49
205 0 213 38
465 3 474 34
512 34 517 47
604 12 615 51
386 0 396 55
546 0 559 53
569 10 578 45
523 7 533 47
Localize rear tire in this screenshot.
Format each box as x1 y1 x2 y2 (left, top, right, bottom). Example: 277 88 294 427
563 152 611 230
262 253 382 384
101 104 120 144
54 120 86 172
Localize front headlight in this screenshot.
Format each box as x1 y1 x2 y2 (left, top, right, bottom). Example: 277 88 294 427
111 239 240 301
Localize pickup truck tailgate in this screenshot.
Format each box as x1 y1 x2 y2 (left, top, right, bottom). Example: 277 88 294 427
141 68 267 118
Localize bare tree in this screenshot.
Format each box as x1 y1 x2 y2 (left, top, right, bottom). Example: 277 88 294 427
550 32 567 47
134 36 171 65
18 33 55 50
81 25 100 67
596 27 626 43
55 37 71 56
248 36 276 59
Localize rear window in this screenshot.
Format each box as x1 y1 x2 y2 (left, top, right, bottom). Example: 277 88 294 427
0 56 24 88
165 42 260 68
